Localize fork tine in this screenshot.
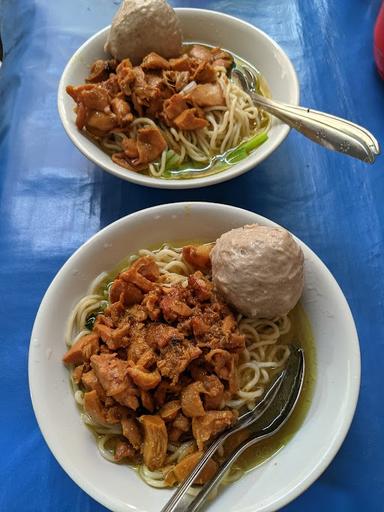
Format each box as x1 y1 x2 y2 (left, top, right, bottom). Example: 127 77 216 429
244 65 262 91
232 68 248 90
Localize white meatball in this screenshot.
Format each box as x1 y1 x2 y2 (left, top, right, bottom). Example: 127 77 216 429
211 224 304 318
105 0 183 64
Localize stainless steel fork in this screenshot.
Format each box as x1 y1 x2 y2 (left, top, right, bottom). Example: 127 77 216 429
161 346 305 512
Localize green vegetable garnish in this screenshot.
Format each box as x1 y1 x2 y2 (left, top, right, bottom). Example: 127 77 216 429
225 132 268 163
162 131 268 179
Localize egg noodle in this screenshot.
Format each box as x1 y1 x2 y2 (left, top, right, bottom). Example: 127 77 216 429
66 245 290 489
100 70 270 178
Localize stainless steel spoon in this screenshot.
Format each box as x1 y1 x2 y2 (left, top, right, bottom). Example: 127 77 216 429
161 346 305 512
233 66 380 163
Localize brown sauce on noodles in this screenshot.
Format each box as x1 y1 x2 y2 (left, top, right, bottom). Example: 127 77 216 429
92 243 316 477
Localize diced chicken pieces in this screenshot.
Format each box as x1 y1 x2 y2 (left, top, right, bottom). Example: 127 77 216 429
157 342 202 384
121 256 160 292
189 44 212 62
210 47 234 69
93 322 113 344
75 102 86 130
83 390 109 426
182 244 213 272
153 380 169 407
142 288 162 320
101 74 121 97
127 332 151 364
86 59 110 83
175 71 190 91
104 300 125 325
186 83 225 108
170 451 218 485
109 278 143 306
141 389 155 412
80 85 110 111
113 385 140 410
173 108 208 130
160 288 193 322
181 382 205 417
159 400 181 422
121 417 142 450
191 316 210 336
91 353 139 408
168 427 183 443
128 304 148 322
222 314 237 334
141 52 170 70
114 439 136 462
105 403 128 424
116 58 135 94
121 137 139 159
135 127 167 165
86 110 117 135
201 375 224 410
81 369 106 399
127 367 161 390
188 271 213 301
136 348 157 369
140 415 168 471
193 61 217 83
163 93 188 121
72 364 84 385
63 333 99 365
91 353 129 395
192 410 237 450
146 322 184 349
110 97 133 127
93 322 130 351
169 54 193 71
112 152 136 170
66 83 92 103
221 332 246 352
189 361 209 381
163 70 191 92
205 349 239 393
172 413 190 433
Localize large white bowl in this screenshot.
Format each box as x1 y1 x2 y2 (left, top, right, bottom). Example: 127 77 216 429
58 8 299 189
29 202 360 512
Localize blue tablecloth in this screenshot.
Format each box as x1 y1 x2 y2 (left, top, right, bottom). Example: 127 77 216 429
1 0 383 510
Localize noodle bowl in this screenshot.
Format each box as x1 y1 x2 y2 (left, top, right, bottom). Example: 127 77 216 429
65 244 292 489
66 42 270 181
100 69 270 179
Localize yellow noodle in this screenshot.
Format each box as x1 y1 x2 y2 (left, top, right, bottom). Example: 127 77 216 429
65 243 290 489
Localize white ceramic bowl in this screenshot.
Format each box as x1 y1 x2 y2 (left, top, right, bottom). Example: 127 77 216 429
58 8 299 189
29 202 360 512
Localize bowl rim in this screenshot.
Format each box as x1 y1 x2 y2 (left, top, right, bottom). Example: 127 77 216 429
57 8 300 189
29 201 360 512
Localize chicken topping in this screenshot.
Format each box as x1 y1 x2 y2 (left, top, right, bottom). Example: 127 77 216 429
140 415 168 471
63 333 99 366
121 417 143 450
66 45 233 171
168 451 218 485
65 247 246 482
192 410 237 450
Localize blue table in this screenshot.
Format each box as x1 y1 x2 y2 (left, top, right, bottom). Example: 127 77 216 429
1 1 383 510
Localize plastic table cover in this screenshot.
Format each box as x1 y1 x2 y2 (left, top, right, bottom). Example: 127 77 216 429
0 0 383 510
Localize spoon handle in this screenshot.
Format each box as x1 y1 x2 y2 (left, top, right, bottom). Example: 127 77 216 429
185 431 271 512
250 93 380 163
